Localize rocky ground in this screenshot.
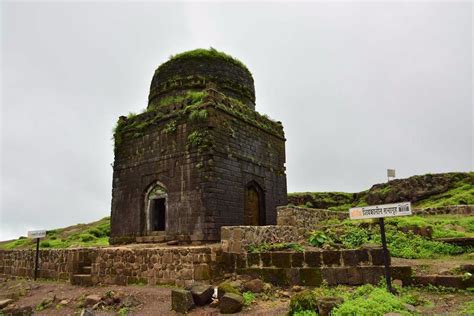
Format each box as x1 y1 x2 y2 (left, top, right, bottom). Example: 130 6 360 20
0 275 473 315
0 277 289 315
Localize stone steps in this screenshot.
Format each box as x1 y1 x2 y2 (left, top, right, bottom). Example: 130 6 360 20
71 274 93 286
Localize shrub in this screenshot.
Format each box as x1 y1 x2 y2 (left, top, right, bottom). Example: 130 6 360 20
40 241 51 248
308 231 329 247
293 311 317 316
332 286 410 316
79 233 96 243
243 291 256 306
288 290 319 315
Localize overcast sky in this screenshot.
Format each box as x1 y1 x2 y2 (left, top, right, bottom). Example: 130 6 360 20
1 1 472 240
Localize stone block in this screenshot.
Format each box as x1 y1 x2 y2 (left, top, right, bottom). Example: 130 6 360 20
220 293 244 314
345 267 363 285
271 252 291 268
190 283 214 306
322 250 341 266
171 289 195 313
193 264 210 281
299 268 323 286
260 252 272 267
369 248 389 266
247 253 260 267
291 252 304 268
305 251 322 267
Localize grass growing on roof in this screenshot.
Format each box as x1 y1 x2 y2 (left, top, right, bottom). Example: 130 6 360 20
167 47 251 75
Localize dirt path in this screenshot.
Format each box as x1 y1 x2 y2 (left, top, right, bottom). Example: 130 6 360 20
0 278 289 315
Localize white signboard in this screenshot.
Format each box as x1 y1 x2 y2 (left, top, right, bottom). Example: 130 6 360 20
349 202 412 220
387 169 396 178
27 230 46 239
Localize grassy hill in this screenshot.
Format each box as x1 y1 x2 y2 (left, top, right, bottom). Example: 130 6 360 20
289 172 473 212
1 172 472 250
0 217 110 250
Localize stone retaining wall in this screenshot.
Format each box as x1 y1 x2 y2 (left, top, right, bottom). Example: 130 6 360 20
276 206 348 231
91 246 222 287
412 205 473 216
276 205 474 232
0 246 222 287
0 249 93 280
221 226 299 253
221 248 411 286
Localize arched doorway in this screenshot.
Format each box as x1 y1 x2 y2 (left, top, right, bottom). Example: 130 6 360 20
144 183 167 233
244 181 265 226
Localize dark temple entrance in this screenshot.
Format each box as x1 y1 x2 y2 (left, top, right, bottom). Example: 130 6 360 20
244 181 265 226
145 183 167 233
151 198 166 231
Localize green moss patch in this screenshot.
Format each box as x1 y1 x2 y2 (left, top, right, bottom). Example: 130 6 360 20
166 47 251 75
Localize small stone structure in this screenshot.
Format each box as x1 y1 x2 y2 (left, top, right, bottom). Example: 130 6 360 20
221 226 299 253
110 49 287 244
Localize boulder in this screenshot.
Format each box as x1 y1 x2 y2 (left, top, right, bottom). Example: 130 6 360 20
171 289 195 314
460 264 474 273
85 294 102 306
219 293 244 314
190 284 214 306
317 297 344 316
243 279 264 293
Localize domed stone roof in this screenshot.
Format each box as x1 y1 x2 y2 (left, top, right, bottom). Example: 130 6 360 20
148 48 255 110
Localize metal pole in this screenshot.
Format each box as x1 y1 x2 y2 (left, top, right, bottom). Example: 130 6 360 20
379 218 393 292
34 238 40 281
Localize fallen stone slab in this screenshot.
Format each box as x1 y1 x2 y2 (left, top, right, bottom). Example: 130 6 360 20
190 283 214 306
85 294 102 306
0 298 13 309
220 293 244 314
171 289 195 314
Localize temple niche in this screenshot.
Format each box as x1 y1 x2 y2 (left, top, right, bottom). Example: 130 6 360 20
110 48 287 244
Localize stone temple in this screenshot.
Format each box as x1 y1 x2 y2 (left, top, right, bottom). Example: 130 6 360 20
110 49 287 244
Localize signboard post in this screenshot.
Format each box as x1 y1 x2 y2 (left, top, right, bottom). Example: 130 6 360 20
349 202 412 293
27 230 46 281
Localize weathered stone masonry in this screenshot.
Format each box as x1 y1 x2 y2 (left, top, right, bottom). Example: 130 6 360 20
111 50 287 244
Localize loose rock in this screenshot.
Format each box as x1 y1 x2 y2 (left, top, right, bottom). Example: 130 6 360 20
171 289 195 314
219 293 244 314
317 297 344 316
243 279 264 293
85 294 101 306
190 283 214 306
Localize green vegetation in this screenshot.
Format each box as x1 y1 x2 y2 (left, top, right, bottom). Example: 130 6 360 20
288 283 440 315
289 172 473 211
218 282 241 296
243 291 256 306
288 290 320 315
0 217 110 250
309 215 472 259
416 180 474 208
247 242 304 253
166 47 251 75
